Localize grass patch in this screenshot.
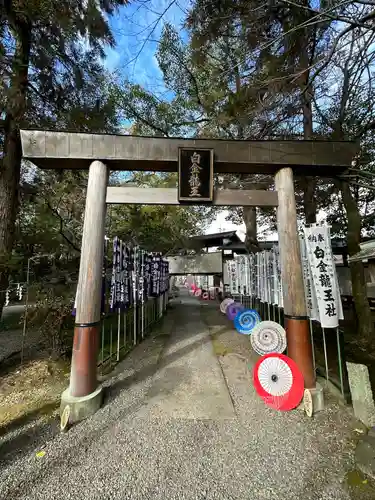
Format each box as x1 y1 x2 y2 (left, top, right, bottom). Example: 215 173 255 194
211 337 233 357
346 469 375 498
0 359 70 429
210 328 233 357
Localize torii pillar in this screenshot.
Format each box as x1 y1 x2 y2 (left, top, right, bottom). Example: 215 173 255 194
60 160 108 423
275 167 317 391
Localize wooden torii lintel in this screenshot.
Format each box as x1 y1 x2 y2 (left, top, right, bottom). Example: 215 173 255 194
20 129 357 175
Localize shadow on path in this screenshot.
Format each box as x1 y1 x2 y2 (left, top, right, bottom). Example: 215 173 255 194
108 304 229 403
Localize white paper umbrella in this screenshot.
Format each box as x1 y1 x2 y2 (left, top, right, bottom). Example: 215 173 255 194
257 355 293 396
220 298 234 314
250 321 287 356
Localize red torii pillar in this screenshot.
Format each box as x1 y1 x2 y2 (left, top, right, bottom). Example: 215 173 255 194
275 166 316 390
60 160 108 422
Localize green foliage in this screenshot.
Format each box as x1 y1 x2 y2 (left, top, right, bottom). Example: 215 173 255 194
111 81 192 137
27 286 75 357
0 0 133 290
108 172 217 254
0 0 131 319
1 0 128 130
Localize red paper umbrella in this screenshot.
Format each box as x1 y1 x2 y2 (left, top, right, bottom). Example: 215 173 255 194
253 353 304 411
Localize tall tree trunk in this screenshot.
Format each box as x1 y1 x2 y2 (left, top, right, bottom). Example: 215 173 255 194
340 180 374 342
299 28 317 225
243 206 260 253
300 89 317 224
241 177 263 253
233 57 258 252
0 16 31 318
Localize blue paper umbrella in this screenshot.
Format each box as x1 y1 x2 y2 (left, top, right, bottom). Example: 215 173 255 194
234 309 261 335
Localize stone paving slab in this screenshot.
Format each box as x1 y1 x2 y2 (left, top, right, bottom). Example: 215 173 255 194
141 303 235 420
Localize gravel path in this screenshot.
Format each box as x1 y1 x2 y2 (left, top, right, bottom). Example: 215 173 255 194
0 296 371 499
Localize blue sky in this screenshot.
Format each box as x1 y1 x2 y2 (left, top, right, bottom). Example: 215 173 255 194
104 0 190 94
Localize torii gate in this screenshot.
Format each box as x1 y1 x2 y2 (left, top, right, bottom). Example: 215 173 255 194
20 130 357 423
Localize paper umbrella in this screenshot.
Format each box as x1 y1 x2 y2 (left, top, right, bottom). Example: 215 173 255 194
220 298 234 314
250 321 287 355
226 302 245 321
253 353 304 411
234 309 261 335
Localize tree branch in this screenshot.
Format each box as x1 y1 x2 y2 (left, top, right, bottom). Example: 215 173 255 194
45 200 81 253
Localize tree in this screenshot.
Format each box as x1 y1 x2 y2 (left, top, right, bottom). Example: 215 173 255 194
313 29 375 342
0 0 128 318
186 0 375 340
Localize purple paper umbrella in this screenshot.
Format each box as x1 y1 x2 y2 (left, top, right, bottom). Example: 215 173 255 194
226 302 245 321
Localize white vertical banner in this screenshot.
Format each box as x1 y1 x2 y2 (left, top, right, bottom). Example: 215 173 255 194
249 254 256 297
274 246 283 308
244 256 250 295
234 255 240 293
303 225 341 328
264 251 270 303
261 251 267 302
256 252 260 299
299 234 319 321
226 261 231 294
236 256 241 294
258 252 263 301
238 256 246 295
327 226 344 321
268 249 275 305
229 260 237 295
235 257 241 294
272 248 279 305
241 256 246 295
263 252 267 303
252 254 257 298
268 250 274 304
261 252 264 301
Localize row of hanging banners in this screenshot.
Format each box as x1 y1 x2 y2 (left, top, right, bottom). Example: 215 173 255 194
74 237 169 316
226 224 343 329
109 237 169 312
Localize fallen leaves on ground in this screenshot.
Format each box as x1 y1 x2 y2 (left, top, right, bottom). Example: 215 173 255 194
0 359 70 428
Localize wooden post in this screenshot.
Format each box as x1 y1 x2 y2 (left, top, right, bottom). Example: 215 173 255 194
69 160 108 398
275 167 316 388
